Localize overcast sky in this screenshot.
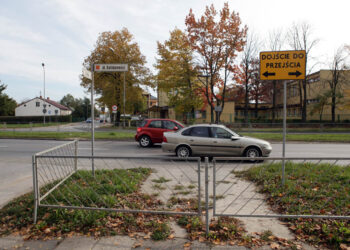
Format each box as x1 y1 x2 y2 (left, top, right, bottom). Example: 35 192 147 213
1 0 349 103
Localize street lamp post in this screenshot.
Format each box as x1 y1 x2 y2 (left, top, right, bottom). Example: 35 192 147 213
42 63 46 124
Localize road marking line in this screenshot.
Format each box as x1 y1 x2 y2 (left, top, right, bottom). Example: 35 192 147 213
79 147 107 150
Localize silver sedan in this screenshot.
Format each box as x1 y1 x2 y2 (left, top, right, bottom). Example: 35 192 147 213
162 124 272 158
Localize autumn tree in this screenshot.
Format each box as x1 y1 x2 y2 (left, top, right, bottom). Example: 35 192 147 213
310 91 331 121
0 82 17 116
225 84 245 104
287 22 319 122
249 58 271 118
81 28 152 122
322 46 350 122
185 2 247 123
266 28 285 122
155 28 201 118
235 32 259 123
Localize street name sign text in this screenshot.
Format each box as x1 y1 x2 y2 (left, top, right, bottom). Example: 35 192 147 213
94 64 128 72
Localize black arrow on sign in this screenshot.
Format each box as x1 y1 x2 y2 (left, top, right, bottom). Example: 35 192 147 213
288 71 302 77
263 71 276 78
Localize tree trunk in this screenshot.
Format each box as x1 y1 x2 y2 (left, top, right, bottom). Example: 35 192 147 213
244 80 249 123
302 79 307 122
331 96 336 123
255 96 258 118
298 81 303 121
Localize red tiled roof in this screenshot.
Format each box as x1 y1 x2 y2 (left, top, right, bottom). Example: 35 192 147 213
17 97 71 111
41 98 71 111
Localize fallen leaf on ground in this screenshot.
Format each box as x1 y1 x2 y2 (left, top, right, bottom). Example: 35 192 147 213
133 242 142 248
340 244 350 250
270 242 280 249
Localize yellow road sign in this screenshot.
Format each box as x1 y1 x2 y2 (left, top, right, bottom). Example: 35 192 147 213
260 50 306 80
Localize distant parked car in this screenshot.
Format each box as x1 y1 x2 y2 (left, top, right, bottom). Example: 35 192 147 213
86 118 92 123
135 119 185 147
162 124 272 158
131 115 142 121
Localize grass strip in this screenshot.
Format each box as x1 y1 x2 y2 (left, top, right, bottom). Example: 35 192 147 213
0 131 134 140
0 123 70 129
236 127 350 133
234 162 350 248
242 132 350 142
0 168 173 240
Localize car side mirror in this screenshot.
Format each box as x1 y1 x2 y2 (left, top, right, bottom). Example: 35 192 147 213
231 136 239 140
174 126 179 131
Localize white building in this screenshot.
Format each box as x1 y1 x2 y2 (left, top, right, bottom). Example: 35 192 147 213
15 97 72 117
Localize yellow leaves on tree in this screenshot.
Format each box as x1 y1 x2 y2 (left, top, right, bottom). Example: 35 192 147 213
156 28 202 116
81 28 153 117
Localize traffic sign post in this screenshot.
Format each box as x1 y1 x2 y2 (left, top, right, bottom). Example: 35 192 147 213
94 64 128 128
112 105 118 112
112 105 118 126
89 63 129 173
260 50 306 186
260 50 306 80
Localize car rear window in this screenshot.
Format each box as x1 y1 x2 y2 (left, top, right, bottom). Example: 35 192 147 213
181 128 191 136
139 120 148 127
148 120 162 128
163 120 178 130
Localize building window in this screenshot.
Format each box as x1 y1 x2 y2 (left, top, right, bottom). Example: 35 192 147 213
201 111 206 119
36 102 40 107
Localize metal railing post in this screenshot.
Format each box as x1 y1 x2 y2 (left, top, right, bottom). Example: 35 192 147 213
282 80 287 186
205 157 209 235
197 159 201 216
212 159 216 216
32 155 38 224
74 140 78 171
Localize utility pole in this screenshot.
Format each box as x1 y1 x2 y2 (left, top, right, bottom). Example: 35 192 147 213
42 63 46 124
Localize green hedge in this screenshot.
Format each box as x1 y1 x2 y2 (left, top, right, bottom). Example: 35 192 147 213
0 115 72 124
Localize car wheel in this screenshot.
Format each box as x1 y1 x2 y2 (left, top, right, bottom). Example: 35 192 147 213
244 147 261 161
176 145 191 158
139 135 152 147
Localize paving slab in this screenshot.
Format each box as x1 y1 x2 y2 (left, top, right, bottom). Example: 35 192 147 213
55 236 96 250
93 236 135 250
0 236 24 249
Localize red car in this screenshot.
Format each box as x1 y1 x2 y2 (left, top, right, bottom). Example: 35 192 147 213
135 119 184 147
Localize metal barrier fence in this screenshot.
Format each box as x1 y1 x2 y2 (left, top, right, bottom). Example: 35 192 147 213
32 143 202 224
212 157 350 220
32 142 350 233
32 140 78 223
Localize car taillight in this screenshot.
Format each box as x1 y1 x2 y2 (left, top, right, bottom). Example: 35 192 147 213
163 136 167 143
137 127 141 132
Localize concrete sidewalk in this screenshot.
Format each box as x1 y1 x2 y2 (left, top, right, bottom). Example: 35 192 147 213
0 235 253 250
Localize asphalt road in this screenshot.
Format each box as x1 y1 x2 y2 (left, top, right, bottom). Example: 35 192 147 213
0 139 349 208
